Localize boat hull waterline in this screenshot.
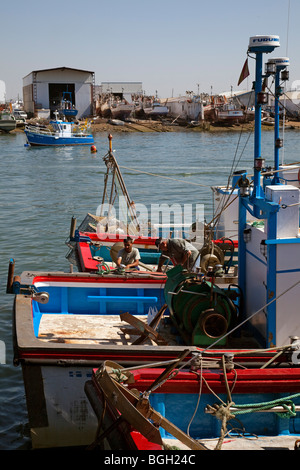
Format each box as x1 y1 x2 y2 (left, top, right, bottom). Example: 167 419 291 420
24 130 94 146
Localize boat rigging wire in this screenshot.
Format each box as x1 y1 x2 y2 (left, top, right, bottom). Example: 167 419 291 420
118 165 211 187
214 81 255 230
226 92 255 189
205 278 300 351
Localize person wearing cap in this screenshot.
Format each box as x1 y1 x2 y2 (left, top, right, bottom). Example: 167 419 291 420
116 237 140 271
155 237 199 272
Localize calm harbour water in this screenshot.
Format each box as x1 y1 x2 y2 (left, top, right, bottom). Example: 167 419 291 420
0 126 299 449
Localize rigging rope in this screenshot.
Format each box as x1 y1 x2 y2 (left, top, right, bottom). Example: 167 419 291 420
213 88 255 231
118 165 211 187
231 393 300 419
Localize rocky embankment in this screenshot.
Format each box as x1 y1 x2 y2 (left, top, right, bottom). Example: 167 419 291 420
12 117 300 134
91 118 300 133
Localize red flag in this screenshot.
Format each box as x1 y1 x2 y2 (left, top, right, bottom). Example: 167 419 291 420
237 59 250 86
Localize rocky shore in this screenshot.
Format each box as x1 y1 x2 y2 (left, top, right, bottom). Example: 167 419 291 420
90 118 300 133
12 117 300 135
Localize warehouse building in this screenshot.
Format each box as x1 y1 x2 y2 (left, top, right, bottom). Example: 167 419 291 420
98 82 142 100
23 67 95 119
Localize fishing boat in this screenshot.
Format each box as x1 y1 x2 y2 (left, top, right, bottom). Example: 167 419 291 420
60 91 78 119
0 110 17 132
85 359 300 450
69 229 161 273
7 35 300 450
98 94 134 120
65 134 161 272
204 96 245 125
110 100 134 120
143 99 169 118
24 111 94 146
215 102 244 124
65 133 200 273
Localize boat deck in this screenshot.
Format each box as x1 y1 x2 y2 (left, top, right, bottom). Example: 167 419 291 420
37 312 262 350
38 313 178 346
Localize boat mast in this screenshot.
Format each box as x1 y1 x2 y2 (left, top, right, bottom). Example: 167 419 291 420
269 58 289 183
100 134 140 233
238 35 281 326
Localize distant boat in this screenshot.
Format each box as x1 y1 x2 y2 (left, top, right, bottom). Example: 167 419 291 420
202 95 245 124
24 111 94 146
215 103 245 124
98 94 133 120
99 99 111 118
13 109 28 126
111 101 134 120
143 99 169 118
133 97 169 119
60 91 78 119
0 111 17 132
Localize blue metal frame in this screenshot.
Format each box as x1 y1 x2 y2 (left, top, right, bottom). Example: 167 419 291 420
253 52 264 203
273 69 281 184
238 37 285 347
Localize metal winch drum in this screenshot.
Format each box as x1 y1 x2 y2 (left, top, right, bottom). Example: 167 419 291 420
164 266 237 346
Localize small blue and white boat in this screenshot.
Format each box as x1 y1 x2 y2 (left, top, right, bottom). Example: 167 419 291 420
24 111 94 146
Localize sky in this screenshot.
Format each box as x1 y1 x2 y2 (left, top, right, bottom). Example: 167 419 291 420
1 0 299 101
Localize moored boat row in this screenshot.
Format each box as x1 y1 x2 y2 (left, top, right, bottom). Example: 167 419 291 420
6 34 300 451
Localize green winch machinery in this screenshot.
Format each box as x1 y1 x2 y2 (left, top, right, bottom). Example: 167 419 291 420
164 265 238 346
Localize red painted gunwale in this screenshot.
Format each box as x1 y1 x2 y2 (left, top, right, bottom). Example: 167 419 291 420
127 367 300 394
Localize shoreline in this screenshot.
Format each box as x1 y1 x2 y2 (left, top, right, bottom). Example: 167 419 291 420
90 118 300 133
89 118 300 134
9 118 300 135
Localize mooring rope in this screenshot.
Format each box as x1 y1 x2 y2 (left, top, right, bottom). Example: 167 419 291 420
231 393 300 419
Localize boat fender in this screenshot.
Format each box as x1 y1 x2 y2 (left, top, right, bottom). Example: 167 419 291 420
91 145 97 153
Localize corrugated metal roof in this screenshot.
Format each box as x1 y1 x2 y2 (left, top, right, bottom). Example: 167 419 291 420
23 67 94 79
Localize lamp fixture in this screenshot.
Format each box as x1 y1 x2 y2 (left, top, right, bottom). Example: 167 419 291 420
265 61 276 75
257 91 268 105
243 228 252 243
238 176 250 197
260 239 267 258
254 157 265 171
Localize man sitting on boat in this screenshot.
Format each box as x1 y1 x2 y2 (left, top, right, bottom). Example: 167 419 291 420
155 238 199 272
116 237 141 271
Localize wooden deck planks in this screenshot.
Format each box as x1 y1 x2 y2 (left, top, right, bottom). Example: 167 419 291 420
38 314 148 345
37 313 175 346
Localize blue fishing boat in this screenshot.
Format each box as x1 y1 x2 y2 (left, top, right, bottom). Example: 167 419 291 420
24 111 94 146
7 34 300 450
60 91 78 119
